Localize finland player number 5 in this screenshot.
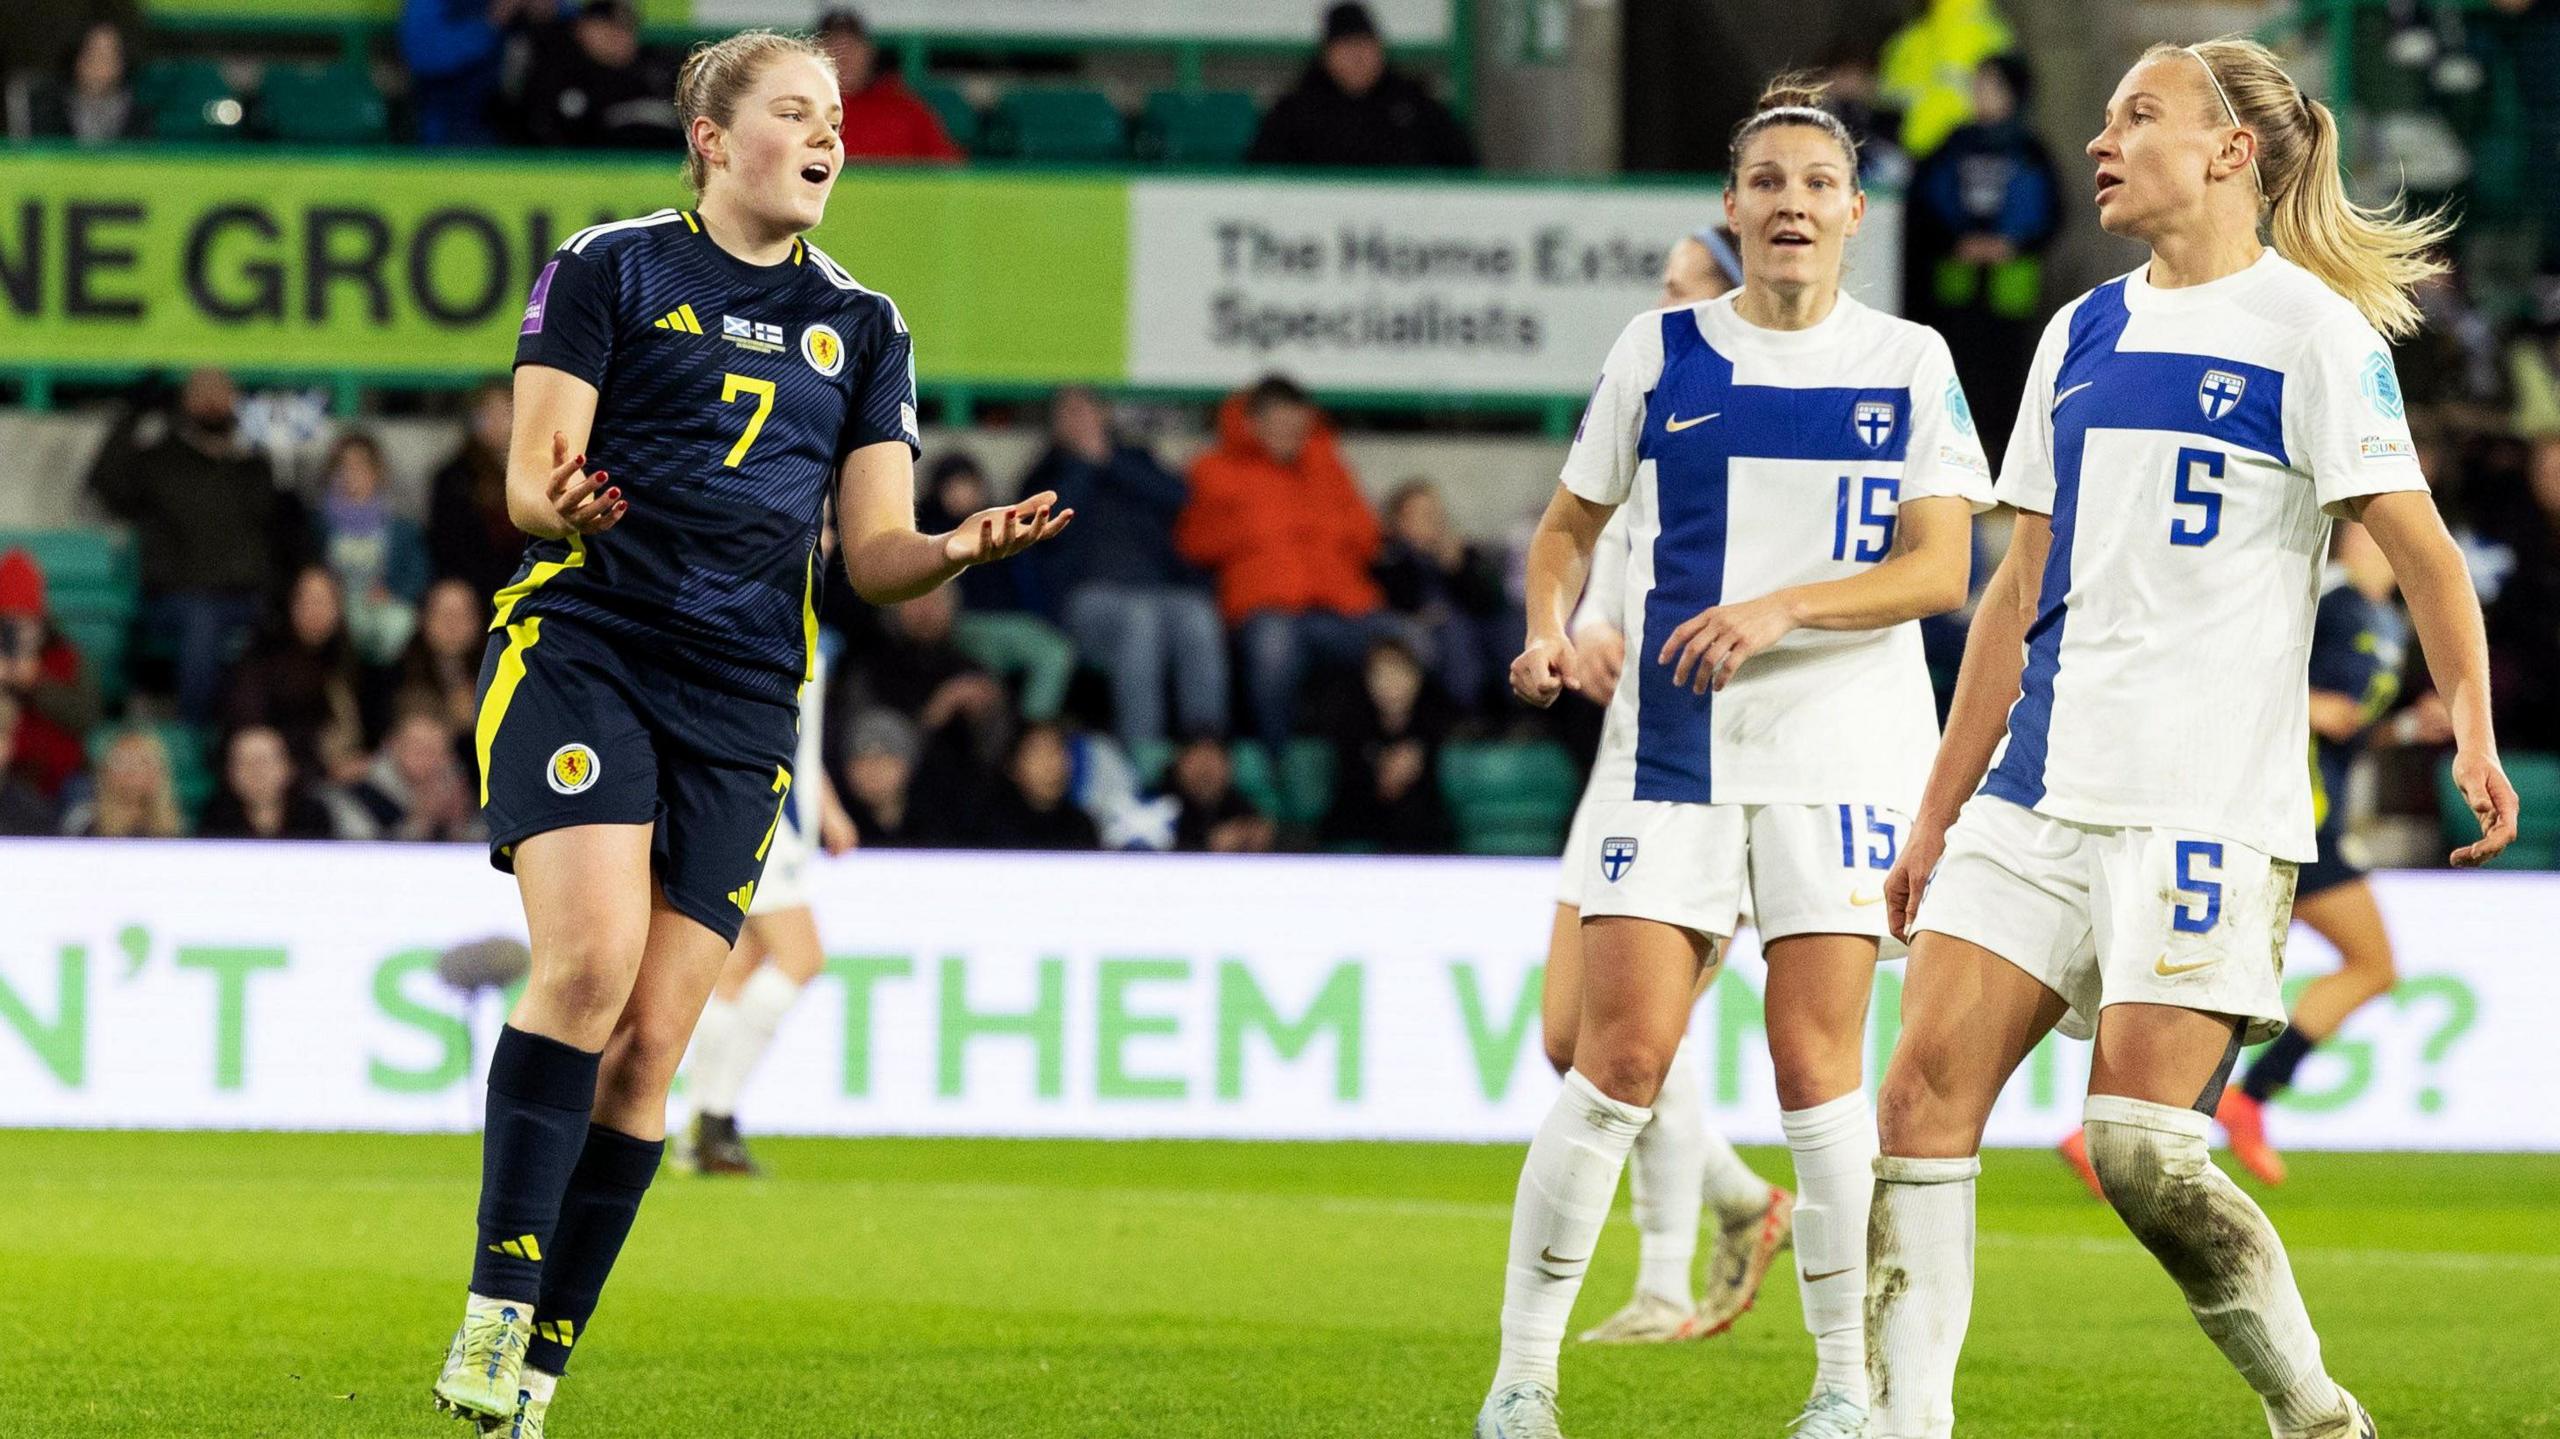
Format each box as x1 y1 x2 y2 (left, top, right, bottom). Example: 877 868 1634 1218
2170 447 2224 547
721 372 776 468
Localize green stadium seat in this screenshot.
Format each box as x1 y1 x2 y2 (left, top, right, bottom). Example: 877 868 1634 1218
1440 740 1579 856
259 64 388 144
1229 741 1285 824
984 88 1127 163
1135 90 1261 164
1126 738 1175 789
914 78 981 153
2437 751 2560 869
0 529 137 705
1278 738 1335 829
139 59 248 142
87 721 216 823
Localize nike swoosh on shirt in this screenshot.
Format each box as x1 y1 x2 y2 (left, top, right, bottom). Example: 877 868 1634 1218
1665 412 1721 432
2053 382 2094 411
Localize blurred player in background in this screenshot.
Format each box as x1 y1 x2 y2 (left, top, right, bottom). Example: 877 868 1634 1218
674 629 858 1177
1484 77 1991 1439
1544 225 1797 1352
431 28 1066 1438
2057 520 2436 1195
1869 37 2515 1439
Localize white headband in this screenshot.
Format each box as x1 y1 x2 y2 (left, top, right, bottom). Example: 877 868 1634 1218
2185 45 2264 197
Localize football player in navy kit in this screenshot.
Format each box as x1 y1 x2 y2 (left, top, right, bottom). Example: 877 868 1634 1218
430 30 1068 1436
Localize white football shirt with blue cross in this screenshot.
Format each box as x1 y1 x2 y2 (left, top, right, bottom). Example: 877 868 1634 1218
1561 290 1994 811
1982 251 2428 862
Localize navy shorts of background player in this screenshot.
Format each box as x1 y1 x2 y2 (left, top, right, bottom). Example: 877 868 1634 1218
475 207 920 944
2297 575 2408 900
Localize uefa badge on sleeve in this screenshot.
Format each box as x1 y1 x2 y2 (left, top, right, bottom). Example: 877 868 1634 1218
1600 836 1638 884
548 743 600 796
802 323 845 377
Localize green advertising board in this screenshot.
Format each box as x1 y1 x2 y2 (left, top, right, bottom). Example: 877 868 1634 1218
0 148 1127 386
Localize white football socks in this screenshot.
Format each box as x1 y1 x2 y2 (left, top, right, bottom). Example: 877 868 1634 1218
687 966 803 1118
2083 1095 2346 1439
1781 1089 1879 1404
1629 1040 1708 1305
1493 1069 1651 1393
1866 1154 1979 1439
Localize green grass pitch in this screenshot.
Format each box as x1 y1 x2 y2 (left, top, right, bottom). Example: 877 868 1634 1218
2 1132 2554 1437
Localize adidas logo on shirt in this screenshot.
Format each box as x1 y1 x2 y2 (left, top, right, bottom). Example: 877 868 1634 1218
652 304 703 334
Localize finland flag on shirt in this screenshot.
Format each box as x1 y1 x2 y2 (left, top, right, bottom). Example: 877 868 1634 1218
1982 250 2429 861
1560 290 1995 812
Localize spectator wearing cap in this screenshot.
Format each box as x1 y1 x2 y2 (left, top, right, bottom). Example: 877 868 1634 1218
0 547 100 802
817 8 961 162
518 0 679 149
0 692 59 836
1023 387 1229 748
1179 374 1409 754
837 707 925 846
86 368 309 727
1246 2 1476 169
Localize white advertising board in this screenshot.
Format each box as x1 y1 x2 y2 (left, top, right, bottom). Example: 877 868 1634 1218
1127 179 1904 396
0 842 2543 1148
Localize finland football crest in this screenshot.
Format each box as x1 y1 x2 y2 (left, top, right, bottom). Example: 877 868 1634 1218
1600 836 1638 883
2199 369 2248 421
1852 401 1896 449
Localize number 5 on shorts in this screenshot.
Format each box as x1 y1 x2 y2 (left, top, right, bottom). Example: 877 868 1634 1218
2172 839 2223 933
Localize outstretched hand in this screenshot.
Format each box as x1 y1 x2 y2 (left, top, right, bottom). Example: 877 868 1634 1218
944 490 1073 568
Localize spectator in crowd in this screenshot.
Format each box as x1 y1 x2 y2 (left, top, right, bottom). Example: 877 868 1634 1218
1373 477 1509 715
352 706 485 842
1178 374 1396 753
1165 736 1277 853
2487 433 2560 752
1318 636 1454 854
838 585 1010 818
87 368 307 726
518 0 678 150
838 707 926 847
400 0 550 144
1819 46 1913 189
0 692 59 836
0 547 100 801
222 565 368 777
918 452 1073 724
314 430 431 666
427 379 524 604
383 577 489 745
1907 53 2061 460
1877 0 2015 159
817 7 961 162
1246 2 1476 169
197 724 339 840
1023 387 1228 747
60 728 185 839
976 721 1101 850
28 21 143 143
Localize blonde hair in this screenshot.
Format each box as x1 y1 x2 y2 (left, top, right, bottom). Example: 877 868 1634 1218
93 730 185 839
675 29 836 195
1726 71 1862 188
2156 36 2451 340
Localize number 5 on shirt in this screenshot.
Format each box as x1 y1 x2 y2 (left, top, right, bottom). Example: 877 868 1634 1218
2170 447 2224 547
721 373 775 468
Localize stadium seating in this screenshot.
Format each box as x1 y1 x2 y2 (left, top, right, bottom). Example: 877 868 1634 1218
258 64 389 144
0 528 138 708
982 88 1127 163
914 78 982 154
140 59 249 142
1133 90 1261 164
1438 740 1577 856
2437 751 2560 869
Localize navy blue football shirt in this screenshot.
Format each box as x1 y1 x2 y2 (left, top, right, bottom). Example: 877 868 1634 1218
504 207 918 702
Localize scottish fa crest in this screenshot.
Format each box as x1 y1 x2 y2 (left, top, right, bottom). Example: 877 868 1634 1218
2199 369 2248 421
1600 836 1638 883
1852 401 1896 449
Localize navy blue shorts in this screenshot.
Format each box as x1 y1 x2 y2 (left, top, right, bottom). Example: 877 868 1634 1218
2297 818 2366 901
474 614 798 946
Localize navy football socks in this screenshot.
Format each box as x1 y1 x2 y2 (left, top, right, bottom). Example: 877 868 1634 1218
525 1124 665 1375
469 1026 602 1304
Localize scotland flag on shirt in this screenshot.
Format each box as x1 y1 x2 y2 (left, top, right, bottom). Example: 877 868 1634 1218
1561 291 1995 810
505 208 920 705
1981 250 2429 861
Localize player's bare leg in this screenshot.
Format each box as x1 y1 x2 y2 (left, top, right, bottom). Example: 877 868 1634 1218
1868 931 2068 1439
681 906 824 1175
1764 933 1881 1435
2086 1003 2370 1439
2219 881 2400 1185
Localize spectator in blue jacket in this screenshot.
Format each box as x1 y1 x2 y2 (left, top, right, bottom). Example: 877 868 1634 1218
400 0 550 145
1022 387 1229 748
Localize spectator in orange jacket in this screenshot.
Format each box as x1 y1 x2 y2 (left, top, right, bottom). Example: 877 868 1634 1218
1177 375 1408 753
818 8 962 163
